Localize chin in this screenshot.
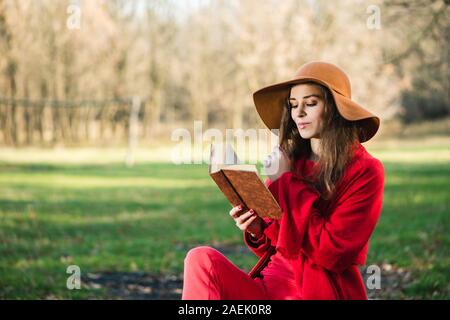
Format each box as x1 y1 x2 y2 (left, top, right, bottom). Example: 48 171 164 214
298 131 314 140
297 125 319 139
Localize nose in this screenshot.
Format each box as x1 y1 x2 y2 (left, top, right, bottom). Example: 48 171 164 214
292 104 306 119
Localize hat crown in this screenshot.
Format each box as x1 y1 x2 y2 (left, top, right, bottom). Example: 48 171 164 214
294 61 351 98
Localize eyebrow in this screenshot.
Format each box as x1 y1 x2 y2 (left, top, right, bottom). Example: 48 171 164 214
289 94 321 101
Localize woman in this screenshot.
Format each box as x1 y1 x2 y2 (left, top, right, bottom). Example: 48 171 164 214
181 61 385 300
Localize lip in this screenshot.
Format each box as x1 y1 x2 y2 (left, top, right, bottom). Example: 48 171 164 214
297 122 311 129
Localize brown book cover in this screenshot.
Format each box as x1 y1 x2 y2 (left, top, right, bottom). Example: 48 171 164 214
208 143 282 220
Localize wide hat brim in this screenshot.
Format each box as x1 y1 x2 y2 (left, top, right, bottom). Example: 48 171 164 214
253 76 380 143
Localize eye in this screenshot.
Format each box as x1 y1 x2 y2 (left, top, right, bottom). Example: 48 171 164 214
306 101 317 107
287 99 298 108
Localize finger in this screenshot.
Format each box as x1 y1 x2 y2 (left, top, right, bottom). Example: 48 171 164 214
237 214 256 231
229 205 244 217
235 210 253 224
235 210 255 224
239 214 257 231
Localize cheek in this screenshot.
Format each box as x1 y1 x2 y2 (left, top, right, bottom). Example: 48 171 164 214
290 109 296 121
311 109 323 123
312 105 325 128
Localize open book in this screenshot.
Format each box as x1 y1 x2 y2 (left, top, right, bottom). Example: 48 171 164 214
208 143 282 220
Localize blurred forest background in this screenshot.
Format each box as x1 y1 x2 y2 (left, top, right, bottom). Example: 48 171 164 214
0 0 448 146
0 0 449 300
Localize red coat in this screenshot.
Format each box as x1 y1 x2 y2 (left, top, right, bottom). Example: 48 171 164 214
244 143 385 300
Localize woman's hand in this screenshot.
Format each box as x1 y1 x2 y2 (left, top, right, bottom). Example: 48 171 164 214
229 204 264 239
263 146 291 181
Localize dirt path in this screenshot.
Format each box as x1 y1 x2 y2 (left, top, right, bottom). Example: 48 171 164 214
80 244 416 299
82 265 413 300
82 272 183 299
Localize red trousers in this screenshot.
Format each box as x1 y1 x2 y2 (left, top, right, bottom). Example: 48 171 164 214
181 246 301 300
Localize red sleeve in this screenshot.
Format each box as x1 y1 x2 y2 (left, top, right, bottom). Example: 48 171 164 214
300 159 385 273
243 228 270 257
263 178 282 243
244 219 271 257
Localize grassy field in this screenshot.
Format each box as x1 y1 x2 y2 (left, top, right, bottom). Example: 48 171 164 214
0 140 449 299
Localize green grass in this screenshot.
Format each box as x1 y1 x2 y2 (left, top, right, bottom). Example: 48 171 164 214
0 145 449 299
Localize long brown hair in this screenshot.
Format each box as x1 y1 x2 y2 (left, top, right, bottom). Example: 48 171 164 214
279 82 360 201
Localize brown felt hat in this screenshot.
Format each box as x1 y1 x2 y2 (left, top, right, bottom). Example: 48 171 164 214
253 61 380 142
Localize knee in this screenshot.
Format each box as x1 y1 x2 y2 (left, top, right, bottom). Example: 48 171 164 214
184 246 219 268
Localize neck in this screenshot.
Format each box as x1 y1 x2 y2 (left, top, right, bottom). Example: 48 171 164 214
309 138 321 161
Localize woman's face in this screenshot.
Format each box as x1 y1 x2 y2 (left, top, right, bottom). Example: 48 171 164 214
289 83 326 139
